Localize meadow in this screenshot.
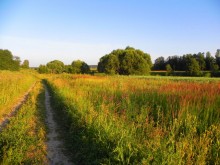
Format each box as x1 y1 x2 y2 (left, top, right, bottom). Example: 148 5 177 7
0 70 37 123
0 79 47 164
46 74 220 164
0 70 219 164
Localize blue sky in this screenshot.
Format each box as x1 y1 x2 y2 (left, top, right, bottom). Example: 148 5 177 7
0 0 219 67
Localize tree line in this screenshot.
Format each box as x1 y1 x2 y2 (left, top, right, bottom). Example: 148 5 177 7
153 50 220 76
1 47 220 77
0 49 29 71
38 46 153 75
38 60 90 74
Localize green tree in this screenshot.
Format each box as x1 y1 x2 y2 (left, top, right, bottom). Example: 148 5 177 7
71 60 82 73
98 46 152 75
196 52 206 70
186 57 201 76
81 62 90 74
21 60 29 69
120 51 150 75
165 64 172 75
0 49 20 71
211 63 219 72
46 60 64 74
106 55 119 74
205 52 215 70
71 60 90 74
215 49 220 68
97 55 107 73
64 65 74 73
153 57 165 70
38 65 49 74
211 63 219 77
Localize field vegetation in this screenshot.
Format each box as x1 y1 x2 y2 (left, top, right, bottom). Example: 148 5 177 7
0 81 47 164
0 68 219 164
46 74 220 164
0 71 37 122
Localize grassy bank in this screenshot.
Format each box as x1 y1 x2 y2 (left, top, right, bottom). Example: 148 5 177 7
46 75 220 164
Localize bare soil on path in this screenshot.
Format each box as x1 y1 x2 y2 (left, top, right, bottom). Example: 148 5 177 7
44 85 73 165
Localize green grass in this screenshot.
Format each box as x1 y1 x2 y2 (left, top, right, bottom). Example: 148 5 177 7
150 70 220 77
45 75 220 164
0 81 48 164
0 71 219 164
132 75 220 82
0 70 37 121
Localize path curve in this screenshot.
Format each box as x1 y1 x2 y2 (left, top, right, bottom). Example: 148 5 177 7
44 85 73 165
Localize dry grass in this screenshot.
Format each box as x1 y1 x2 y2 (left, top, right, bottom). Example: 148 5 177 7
0 70 37 122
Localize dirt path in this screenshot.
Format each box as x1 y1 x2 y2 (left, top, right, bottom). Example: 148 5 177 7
0 83 36 132
44 85 73 165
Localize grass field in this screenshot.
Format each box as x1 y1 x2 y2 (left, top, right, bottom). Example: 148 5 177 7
0 70 37 122
46 74 220 164
0 71 219 164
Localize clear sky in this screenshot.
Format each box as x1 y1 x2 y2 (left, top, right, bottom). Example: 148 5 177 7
0 0 219 67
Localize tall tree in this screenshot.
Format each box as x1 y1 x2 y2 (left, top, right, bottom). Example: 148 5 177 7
120 50 151 75
215 49 220 68
38 65 48 73
211 63 219 73
71 60 90 74
166 56 180 71
205 52 214 70
196 52 206 70
0 49 20 71
46 60 64 74
165 64 172 75
98 55 108 73
153 57 165 70
104 55 119 74
186 57 201 76
21 60 29 69
98 46 152 75
81 62 90 74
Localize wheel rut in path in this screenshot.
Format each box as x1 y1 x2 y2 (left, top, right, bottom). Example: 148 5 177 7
44 85 73 165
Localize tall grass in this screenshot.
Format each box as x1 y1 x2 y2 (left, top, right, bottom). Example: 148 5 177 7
0 71 37 122
0 81 48 164
46 75 220 164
